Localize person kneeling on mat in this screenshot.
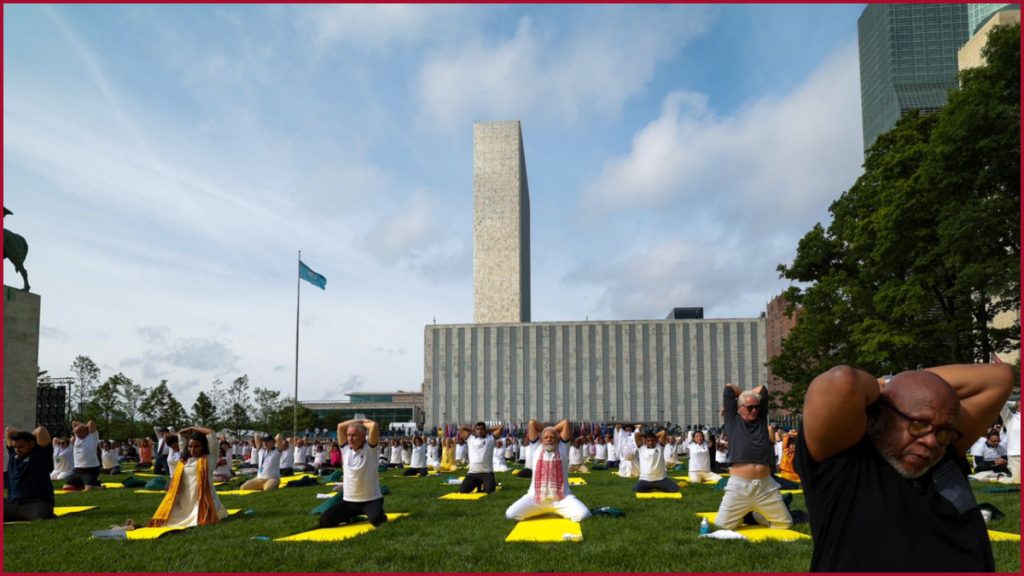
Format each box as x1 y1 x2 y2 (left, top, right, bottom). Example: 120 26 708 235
458 421 503 494
633 428 680 493
4 425 56 522
319 418 386 528
505 419 590 523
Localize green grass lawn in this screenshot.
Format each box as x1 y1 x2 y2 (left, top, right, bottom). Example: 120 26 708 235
3 466 1020 572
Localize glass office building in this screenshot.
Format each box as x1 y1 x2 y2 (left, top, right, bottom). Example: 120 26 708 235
858 3 970 151
968 3 1015 36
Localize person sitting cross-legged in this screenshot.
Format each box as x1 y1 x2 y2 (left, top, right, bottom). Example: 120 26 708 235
4 425 56 522
632 428 680 493
146 426 228 528
505 419 590 523
319 418 386 528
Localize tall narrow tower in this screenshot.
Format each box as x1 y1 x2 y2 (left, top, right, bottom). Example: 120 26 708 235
473 121 531 323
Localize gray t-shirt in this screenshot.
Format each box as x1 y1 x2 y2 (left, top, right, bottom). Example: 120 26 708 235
722 386 774 466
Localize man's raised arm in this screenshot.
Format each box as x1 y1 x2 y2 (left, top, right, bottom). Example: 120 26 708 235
803 365 883 462
924 363 1015 454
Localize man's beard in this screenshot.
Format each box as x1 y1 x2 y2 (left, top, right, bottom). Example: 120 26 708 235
872 433 938 479
544 443 556 453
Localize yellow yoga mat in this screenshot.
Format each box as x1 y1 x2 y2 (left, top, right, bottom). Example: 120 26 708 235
217 489 261 496
124 509 244 540
988 530 1021 542
133 489 168 494
568 477 587 486
440 492 488 500
636 491 682 499
279 474 317 487
101 483 125 489
695 512 811 542
130 472 161 478
505 514 582 543
54 506 97 517
780 489 803 495
275 513 408 542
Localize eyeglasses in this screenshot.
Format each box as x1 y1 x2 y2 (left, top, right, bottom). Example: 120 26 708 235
877 399 963 446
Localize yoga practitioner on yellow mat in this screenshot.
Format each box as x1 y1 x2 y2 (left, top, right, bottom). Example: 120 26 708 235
319 418 387 528
239 434 287 491
146 426 227 527
437 437 458 472
505 419 590 523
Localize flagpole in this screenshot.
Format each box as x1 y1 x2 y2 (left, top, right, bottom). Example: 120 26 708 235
294 250 301 439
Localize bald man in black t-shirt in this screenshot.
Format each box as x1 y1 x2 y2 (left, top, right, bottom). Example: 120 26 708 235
795 363 1014 572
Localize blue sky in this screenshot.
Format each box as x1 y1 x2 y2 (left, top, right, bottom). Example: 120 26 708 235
3 4 868 411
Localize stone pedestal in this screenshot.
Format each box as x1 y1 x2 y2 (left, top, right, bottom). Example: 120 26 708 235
4 286 40 433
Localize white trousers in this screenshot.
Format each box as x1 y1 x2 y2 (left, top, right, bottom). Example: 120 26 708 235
1001 455 1021 484
689 470 722 484
715 475 792 530
505 494 591 523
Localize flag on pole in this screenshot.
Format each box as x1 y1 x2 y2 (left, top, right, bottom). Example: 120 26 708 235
299 260 327 289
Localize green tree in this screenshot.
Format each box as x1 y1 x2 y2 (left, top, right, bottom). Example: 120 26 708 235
140 380 188 429
772 24 1020 412
84 375 126 436
69 355 101 419
221 375 253 440
119 378 148 439
269 396 318 437
252 387 283 432
191 391 219 429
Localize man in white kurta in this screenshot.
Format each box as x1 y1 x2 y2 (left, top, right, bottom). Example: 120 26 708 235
615 425 640 478
506 419 590 523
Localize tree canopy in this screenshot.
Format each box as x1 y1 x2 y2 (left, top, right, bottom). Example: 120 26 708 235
771 24 1020 413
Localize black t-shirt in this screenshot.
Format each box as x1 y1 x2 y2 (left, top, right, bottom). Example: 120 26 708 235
6 443 55 505
722 386 773 466
794 432 994 572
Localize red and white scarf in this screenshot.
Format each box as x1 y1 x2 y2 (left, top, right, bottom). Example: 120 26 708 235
533 446 565 503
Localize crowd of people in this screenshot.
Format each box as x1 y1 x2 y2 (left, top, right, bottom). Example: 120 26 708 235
3 361 1018 572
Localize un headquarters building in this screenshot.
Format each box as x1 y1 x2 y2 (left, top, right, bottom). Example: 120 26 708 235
423 122 767 429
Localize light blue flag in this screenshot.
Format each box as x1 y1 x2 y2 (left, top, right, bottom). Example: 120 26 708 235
299 260 327 290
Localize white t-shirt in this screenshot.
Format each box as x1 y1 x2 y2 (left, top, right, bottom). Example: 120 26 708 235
389 445 403 464
595 443 608 460
637 445 667 481
342 442 382 502
687 442 711 473
426 443 440 466
401 446 411 466
101 449 118 470
410 444 427 468
168 449 182 470
53 445 73 475
467 435 495 473
1005 409 1020 457
73 430 100 468
280 446 295 469
527 440 573 500
215 451 233 478
606 441 618 462
257 448 282 479
523 440 539 470
569 445 585 466
455 442 468 462
664 443 678 465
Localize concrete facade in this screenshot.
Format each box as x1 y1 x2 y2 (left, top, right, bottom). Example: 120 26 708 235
424 318 766 428
3 286 41 434
473 121 530 323
958 9 1020 71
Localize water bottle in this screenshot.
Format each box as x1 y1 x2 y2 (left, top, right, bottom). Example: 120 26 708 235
251 535 271 541
699 517 710 536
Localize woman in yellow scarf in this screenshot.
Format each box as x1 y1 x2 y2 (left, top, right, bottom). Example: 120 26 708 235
147 426 228 527
438 437 457 472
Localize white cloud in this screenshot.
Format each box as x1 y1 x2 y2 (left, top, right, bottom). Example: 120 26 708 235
416 6 714 132
299 4 461 53
583 41 863 231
